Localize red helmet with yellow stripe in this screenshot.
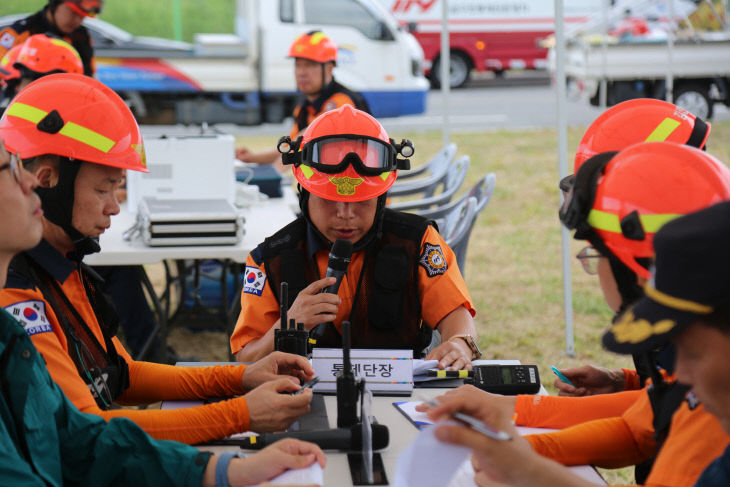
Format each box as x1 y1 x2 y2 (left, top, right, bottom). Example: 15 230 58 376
15 34 84 77
0 73 147 172
280 104 412 202
574 98 710 172
0 44 22 83
288 31 338 64
560 142 730 278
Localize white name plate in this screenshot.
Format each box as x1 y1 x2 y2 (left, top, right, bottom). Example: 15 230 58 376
311 348 414 395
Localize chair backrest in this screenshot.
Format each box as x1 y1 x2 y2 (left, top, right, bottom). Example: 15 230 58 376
388 155 470 212
388 145 457 197
447 174 496 274
396 142 457 181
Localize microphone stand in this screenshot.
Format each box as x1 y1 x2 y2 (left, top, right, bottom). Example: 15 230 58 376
337 320 359 428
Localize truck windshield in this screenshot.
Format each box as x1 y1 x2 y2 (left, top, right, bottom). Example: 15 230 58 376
302 0 392 40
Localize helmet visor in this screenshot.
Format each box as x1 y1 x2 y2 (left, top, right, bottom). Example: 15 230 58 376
65 0 102 16
304 134 396 175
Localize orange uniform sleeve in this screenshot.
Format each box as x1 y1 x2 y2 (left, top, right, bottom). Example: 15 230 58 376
82 395 251 444
0 27 25 60
231 253 280 353
623 368 642 390
526 390 656 468
526 416 648 469
1 282 252 444
515 389 643 429
417 226 475 327
118 359 247 404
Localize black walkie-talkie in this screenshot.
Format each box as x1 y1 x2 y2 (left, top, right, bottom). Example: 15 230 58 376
468 365 541 395
274 282 308 356
337 320 359 428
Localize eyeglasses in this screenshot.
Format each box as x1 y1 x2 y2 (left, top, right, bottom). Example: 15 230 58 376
576 245 603 275
0 152 23 185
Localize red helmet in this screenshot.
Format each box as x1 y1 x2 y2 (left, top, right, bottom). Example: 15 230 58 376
0 73 147 173
288 31 337 64
561 142 730 278
574 98 710 172
0 44 22 83
279 104 412 202
62 0 103 17
15 34 84 77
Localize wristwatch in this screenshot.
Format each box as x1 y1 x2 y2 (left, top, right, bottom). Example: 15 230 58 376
449 334 482 360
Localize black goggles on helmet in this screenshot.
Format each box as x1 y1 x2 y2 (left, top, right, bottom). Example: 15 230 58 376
278 134 413 176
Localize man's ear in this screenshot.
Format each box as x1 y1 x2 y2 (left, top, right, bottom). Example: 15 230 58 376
34 162 59 188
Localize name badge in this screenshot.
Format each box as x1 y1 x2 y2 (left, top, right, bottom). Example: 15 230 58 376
311 348 414 395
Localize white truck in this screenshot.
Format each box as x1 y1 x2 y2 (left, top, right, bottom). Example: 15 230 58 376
1 0 429 125
555 0 730 119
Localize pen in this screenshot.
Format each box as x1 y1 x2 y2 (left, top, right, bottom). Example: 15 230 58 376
422 398 512 441
550 365 576 388
427 369 473 379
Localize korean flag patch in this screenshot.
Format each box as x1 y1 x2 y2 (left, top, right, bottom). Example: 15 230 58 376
243 266 267 296
0 32 15 50
5 300 52 336
419 243 448 277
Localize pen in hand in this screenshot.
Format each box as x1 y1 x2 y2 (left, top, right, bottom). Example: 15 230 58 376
422 398 512 441
550 365 576 388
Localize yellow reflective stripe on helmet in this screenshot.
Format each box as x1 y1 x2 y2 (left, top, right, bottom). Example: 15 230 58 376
379 172 389 181
645 118 681 142
587 209 682 234
6 102 115 153
6 102 46 124
300 165 314 179
644 284 714 314
49 38 82 62
59 122 115 153
310 32 326 45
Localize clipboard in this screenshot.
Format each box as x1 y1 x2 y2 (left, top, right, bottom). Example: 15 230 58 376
393 400 435 430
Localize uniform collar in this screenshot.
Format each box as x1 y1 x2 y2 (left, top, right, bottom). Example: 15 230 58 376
26 239 77 284
306 223 329 259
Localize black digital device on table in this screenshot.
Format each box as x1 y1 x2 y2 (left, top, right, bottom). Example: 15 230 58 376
467 365 541 395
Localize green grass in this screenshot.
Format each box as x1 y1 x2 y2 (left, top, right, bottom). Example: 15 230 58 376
1 0 236 42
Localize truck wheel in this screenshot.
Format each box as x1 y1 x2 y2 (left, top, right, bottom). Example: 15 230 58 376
430 52 471 89
674 84 713 120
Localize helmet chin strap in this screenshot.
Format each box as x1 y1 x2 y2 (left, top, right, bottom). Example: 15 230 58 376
35 158 101 260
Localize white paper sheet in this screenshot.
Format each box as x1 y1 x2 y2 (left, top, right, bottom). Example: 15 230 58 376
250 463 323 486
393 420 472 487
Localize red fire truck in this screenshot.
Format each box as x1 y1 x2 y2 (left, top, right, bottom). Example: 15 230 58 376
379 0 600 87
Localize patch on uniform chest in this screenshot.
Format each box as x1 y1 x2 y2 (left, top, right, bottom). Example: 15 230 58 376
0 32 15 49
419 243 448 277
243 266 267 296
5 300 52 336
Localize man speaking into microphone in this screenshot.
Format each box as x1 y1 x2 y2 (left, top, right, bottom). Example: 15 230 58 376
231 106 479 370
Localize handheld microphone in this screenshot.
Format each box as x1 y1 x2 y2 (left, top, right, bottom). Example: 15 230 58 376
310 239 353 344
236 423 389 451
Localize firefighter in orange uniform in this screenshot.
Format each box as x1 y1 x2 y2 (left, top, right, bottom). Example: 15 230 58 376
232 105 480 371
0 0 99 76
235 30 370 168
0 73 316 446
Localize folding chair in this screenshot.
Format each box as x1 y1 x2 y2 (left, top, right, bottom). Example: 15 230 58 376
415 173 496 274
388 144 457 197
388 155 470 212
395 142 457 181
